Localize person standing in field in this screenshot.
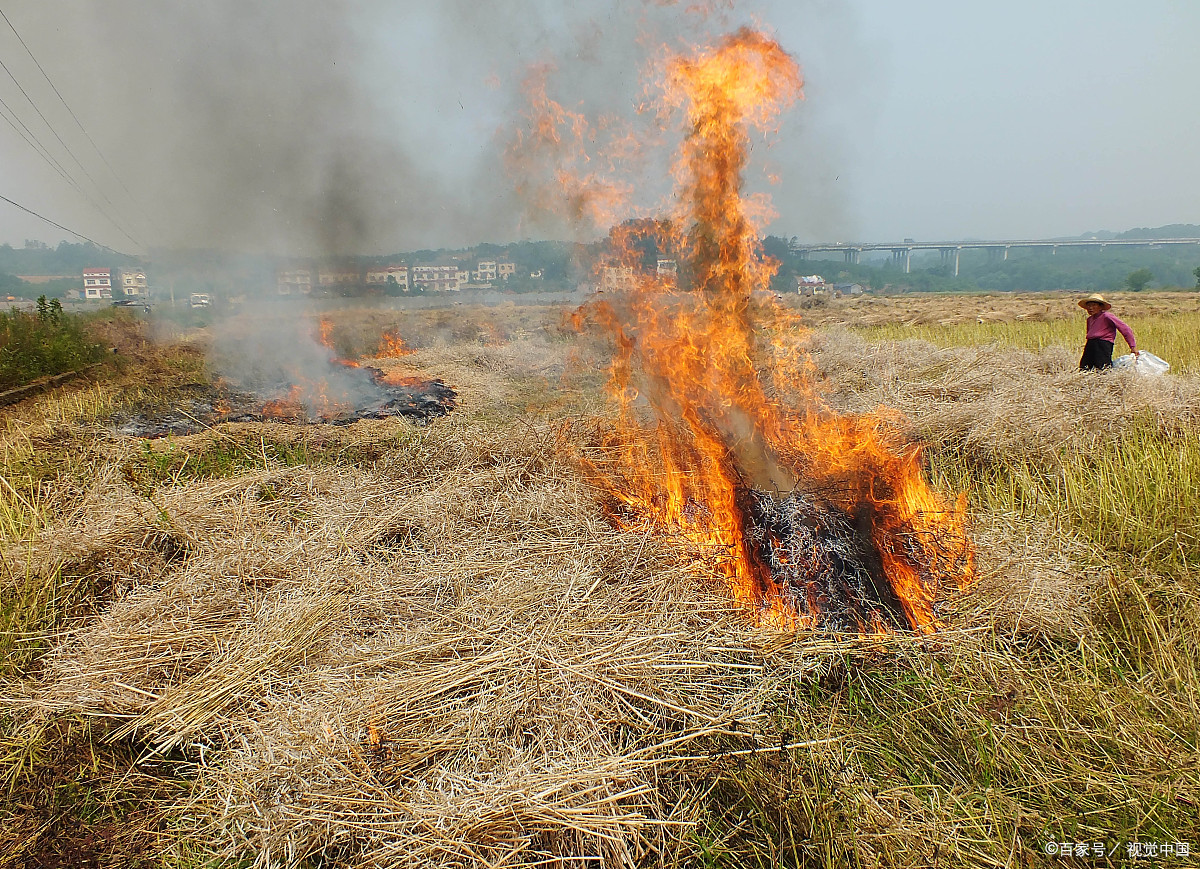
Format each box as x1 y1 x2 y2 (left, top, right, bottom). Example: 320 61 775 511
1078 293 1138 371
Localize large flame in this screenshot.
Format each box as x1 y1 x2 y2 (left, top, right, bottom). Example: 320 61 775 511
567 30 973 632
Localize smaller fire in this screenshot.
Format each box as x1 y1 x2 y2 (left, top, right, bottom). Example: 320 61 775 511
376 330 414 358
261 385 306 420
317 316 360 368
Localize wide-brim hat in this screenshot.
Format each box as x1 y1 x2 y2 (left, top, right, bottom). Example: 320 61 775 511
1078 293 1111 311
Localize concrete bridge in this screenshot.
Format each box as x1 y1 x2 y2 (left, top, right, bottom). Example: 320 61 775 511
789 237 1200 275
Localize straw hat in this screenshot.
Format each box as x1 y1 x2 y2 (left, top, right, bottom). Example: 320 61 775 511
1078 293 1111 311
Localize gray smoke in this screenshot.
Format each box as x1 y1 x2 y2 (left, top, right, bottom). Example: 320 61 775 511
4 2 797 254
3 2 867 406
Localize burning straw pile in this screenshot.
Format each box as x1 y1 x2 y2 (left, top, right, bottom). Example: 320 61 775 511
563 31 973 633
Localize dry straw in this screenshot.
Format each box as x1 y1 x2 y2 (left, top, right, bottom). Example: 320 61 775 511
6 417 922 867
807 327 1200 462
1 322 1138 866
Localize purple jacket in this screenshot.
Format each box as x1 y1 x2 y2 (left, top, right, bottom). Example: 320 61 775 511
1086 311 1136 351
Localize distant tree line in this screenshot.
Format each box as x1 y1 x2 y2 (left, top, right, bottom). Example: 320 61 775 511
6 226 1199 300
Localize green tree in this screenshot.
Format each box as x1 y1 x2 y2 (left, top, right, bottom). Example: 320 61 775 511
1193 266 1200 288
1125 268 1153 292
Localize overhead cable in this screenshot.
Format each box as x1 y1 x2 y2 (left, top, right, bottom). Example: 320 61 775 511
0 190 129 255
0 6 152 226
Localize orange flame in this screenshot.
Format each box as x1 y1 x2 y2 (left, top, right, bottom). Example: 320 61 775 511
259 377 355 422
261 384 306 420
560 30 973 632
376 329 413 358
317 316 359 368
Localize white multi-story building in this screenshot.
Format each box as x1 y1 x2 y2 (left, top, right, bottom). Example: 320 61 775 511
472 260 497 283
599 266 636 293
411 264 461 292
366 264 409 291
119 268 148 297
318 267 361 288
277 268 313 296
497 261 516 280
82 267 112 300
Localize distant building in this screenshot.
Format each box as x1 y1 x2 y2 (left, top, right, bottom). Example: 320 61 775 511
497 261 516 280
277 268 312 296
318 266 361 289
82 267 112 300
797 274 829 297
832 282 865 296
119 268 148 297
656 258 678 286
599 266 636 293
472 260 497 283
411 264 461 292
366 264 409 291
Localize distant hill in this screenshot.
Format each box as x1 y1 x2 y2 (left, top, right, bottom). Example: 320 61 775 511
1078 224 1200 241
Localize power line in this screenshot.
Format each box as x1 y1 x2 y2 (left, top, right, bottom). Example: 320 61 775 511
0 94 82 194
0 190 130 255
0 94 143 253
0 7 152 227
0 54 142 249
0 93 143 251
0 55 124 219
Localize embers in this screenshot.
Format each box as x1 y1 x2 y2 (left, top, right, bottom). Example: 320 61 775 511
743 491 906 633
112 372 456 439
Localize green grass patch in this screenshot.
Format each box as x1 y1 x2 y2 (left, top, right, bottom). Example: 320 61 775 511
0 300 108 390
856 312 1200 375
690 631 1197 867
929 419 1200 577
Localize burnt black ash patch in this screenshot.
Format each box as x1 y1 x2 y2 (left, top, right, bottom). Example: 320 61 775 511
112 368 456 438
744 491 908 632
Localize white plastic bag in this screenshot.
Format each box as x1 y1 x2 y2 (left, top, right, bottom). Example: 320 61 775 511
1114 351 1170 375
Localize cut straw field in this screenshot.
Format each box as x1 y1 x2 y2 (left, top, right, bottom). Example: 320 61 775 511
0 302 1196 868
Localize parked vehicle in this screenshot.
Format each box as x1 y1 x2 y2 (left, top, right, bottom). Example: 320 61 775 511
112 299 152 312
189 293 211 308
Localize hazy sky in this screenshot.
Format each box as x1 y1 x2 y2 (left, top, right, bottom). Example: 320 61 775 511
0 0 1195 253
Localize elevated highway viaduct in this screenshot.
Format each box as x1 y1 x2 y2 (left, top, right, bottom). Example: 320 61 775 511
788 238 1200 275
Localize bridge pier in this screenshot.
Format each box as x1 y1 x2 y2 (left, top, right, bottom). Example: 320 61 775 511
939 247 961 276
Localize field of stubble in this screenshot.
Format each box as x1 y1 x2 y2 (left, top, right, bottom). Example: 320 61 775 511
1 293 1196 868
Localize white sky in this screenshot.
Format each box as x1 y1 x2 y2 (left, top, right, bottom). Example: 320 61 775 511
0 0 1195 252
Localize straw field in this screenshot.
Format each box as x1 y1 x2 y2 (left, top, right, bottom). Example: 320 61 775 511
1 300 1196 868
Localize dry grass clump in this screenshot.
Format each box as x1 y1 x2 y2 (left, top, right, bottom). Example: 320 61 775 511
797 289 1200 329
957 513 1105 644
